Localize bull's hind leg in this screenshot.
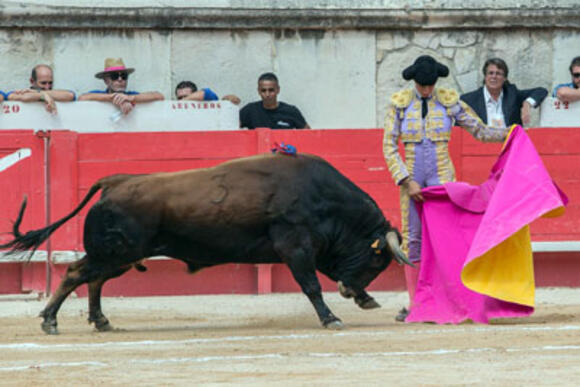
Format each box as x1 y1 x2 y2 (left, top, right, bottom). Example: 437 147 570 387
270 225 343 330
40 256 99 334
87 266 132 332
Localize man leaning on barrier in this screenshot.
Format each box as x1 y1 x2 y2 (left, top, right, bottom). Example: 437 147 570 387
175 80 241 105
461 58 547 127
6 64 75 114
552 56 580 104
79 58 164 116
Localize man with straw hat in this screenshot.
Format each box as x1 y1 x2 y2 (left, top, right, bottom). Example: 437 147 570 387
79 58 163 115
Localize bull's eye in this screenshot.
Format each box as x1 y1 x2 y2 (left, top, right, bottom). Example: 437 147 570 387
371 254 385 267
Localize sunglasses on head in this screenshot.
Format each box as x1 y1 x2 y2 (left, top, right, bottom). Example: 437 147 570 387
109 72 128 81
573 73 580 78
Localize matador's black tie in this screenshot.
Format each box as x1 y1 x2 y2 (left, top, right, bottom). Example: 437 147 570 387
421 97 428 119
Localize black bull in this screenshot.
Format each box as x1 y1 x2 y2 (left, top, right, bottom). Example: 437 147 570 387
1 153 411 334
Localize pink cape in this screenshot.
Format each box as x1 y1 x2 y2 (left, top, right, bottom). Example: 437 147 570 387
406 126 568 324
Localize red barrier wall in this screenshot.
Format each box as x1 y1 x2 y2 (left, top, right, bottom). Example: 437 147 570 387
1 127 579 296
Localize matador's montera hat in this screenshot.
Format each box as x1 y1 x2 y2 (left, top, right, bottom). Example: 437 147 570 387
402 55 449 86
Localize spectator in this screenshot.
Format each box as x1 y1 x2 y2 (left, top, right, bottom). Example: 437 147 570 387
552 56 580 103
6 64 75 114
461 58 547 127
175 81 241 105
240 72 310 129
383 55 509 323
79 58 164 115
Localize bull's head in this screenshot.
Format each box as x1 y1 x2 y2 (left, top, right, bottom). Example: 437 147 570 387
338 229 413 307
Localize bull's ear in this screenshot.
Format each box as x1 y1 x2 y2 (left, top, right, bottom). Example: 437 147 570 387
370 237 387 254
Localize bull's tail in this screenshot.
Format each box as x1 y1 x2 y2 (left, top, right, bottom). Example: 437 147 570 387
0 182 104 260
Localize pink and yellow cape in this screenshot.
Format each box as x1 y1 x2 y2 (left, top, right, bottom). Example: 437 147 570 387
406 125 568 324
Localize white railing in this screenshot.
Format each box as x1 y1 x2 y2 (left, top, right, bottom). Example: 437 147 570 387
540 97 580 127
0 100 240 132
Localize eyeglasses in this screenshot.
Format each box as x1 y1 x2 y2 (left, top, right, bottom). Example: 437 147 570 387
573 73 580 78
486 71 505 77
109 72 128 81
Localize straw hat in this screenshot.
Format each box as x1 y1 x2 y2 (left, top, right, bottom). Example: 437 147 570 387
94 58 135 79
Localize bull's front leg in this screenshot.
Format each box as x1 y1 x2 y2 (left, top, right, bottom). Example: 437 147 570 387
300 275 344 330
287 261 343 329
271 225 343 329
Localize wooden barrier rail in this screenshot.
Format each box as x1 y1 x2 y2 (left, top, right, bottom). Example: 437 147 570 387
1 127 579 296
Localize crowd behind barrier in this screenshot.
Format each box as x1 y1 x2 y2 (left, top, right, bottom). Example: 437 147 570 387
3 55 579 132
0 122 578 296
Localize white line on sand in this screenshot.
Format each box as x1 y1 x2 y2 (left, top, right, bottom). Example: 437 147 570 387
1 345 580 371
1 324 580 351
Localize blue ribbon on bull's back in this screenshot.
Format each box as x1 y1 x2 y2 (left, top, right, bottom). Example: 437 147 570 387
271 142 297 156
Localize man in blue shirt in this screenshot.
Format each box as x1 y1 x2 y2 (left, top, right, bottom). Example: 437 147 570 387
175 80 240 105
553 56 580 103
6 64 75 114
79 58 164 115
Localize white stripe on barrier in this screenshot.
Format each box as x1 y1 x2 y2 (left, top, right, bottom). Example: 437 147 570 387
0 148 31 173
0 251 47 263
2 242 578 264
531 241 580 252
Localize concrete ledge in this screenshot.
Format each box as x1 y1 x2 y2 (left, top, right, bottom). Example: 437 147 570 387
1 6 579 30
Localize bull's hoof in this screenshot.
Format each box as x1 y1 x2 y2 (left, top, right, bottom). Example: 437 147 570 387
356 297 381 310
41 321 59 335
95 321 114 332
90 316 114 332
324 320 345 330
322 314 344 330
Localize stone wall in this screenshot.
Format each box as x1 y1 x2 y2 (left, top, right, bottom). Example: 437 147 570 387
1 1 579 128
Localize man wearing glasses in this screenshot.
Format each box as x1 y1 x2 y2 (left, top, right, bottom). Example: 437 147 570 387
460 58 547 127
6 64 75 114
552 56 580 103
79 58 163 115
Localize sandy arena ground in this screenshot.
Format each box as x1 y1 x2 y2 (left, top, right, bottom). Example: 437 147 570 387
0 288 579 386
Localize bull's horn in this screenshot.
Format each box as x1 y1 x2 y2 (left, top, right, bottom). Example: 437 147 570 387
386 231 415 268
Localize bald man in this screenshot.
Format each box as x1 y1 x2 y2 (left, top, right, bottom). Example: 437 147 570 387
7 64 75 114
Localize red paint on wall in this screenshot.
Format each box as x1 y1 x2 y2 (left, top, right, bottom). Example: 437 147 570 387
1 127 579 296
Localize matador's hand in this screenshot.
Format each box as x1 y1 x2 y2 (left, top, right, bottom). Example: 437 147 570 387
403 179 424 202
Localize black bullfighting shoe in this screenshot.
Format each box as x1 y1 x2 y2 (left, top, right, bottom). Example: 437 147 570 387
395 307 409 322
